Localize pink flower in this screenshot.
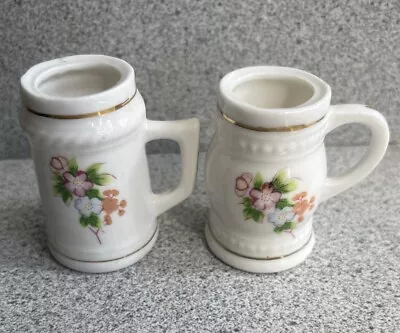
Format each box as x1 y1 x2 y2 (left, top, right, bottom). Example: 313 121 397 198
250 183 282 212
235 173 253 197
50 156 68 173
63 171 93 197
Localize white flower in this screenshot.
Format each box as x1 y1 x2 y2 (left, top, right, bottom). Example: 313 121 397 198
74 197 102 217
267 207 295 226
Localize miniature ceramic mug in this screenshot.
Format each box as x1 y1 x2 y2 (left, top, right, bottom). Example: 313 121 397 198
20 55 200 273
205 66 389 273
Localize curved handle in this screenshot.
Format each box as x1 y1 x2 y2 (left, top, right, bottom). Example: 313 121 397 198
146 118 200 216
321 104 389 202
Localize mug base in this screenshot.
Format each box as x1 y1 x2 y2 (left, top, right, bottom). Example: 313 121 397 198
49 226 159 273
205 223 314 273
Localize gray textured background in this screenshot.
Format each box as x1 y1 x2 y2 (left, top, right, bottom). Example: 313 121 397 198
1 0 399 158
1 149 400 332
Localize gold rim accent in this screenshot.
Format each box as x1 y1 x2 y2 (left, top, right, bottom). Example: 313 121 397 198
219 107 323 132
207 223 314 261
26 90 137 119
48 226 158 263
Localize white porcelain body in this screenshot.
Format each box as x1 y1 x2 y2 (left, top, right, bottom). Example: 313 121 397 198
206 113 327 259
20 55 200 272
205 66 389 271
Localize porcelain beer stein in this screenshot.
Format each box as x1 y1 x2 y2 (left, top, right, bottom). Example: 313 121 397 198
205 66 389 273
20 55 200 273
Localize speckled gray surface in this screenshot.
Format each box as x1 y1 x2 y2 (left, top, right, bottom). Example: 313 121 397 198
1 0 400 158
0 148 399 332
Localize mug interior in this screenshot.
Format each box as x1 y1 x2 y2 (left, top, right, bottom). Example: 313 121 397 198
218 66 331 128
21 55 136 117
232 77 314 109
36 63 122 98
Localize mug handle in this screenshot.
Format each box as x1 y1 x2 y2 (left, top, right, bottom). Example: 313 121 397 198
145 118 200 215
321 104 389 202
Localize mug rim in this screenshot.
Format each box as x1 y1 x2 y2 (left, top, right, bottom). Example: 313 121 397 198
218 66 332 129
20 54 136 117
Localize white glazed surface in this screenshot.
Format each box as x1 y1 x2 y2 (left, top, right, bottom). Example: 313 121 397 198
206 66 389 270
20 55 136 116
205 223 315 273
25 98 155 261
20 55 200 271
206 114 327 258
218 66 331 128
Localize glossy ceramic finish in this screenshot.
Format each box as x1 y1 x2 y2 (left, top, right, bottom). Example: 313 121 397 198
20 55 200 273
206 66 389 273
205 224 315 274
49 228 159 273
20 55 136 117
218 66 331 128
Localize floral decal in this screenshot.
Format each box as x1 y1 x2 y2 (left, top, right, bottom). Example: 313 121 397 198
235 169 315 234
50 156 127 244
64 171 93 197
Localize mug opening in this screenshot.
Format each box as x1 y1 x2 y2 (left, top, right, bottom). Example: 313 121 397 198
218 66 332 128
36 63 122 98
232 76 315 109
21 55 136 117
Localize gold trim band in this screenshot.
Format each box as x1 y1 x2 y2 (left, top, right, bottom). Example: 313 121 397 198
219 107 323 132
207 223 314 261
26 90 137 119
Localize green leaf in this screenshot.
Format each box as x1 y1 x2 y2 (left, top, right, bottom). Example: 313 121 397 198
61 190 73 204
278 179 298 193
242 197 252 208
242 194 266 223
91 173 115 186
87 163 103 174
272 169 288 190
276 198 294 210
79 213 102 228
243 206 253 220
68 157 78 176
53 173 64 184
252 210 264 223
273 221 297 233
243 204 264 223
86 188 103 200
86 163 104 182
273 169 288 184
53 182 72 205
53 182 64 194
271 169 298 193
253 172 264 190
